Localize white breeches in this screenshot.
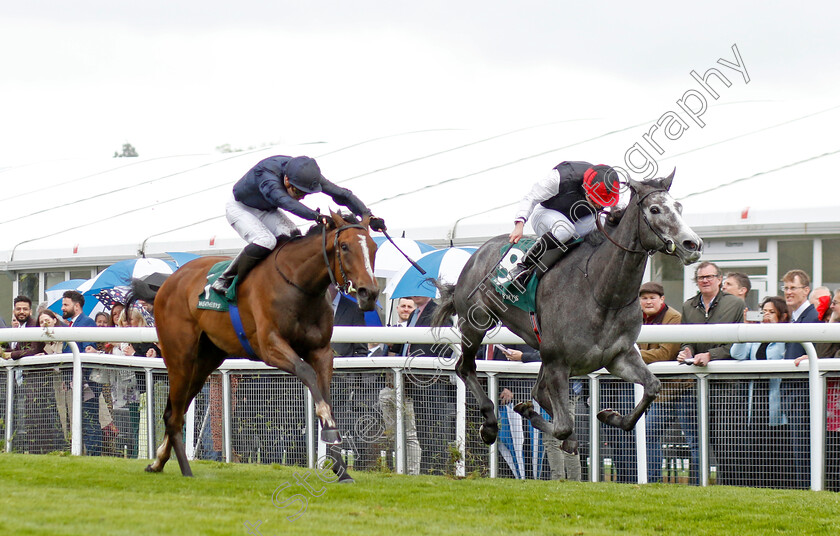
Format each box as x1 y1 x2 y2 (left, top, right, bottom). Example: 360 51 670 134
225 194 297 250
529 205 597 243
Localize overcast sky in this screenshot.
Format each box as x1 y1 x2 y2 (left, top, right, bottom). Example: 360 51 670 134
2 1 838 167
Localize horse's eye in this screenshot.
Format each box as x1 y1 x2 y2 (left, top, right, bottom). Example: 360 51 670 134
340 243 350 252
650 206 661 215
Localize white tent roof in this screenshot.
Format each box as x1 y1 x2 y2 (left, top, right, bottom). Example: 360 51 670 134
2 98 838 271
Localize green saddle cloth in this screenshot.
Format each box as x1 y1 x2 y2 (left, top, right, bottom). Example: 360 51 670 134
491 238 541 312
197 261 239 311
490 236 582 312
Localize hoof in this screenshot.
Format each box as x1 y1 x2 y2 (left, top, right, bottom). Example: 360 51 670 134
513 401 533 417
560 439 579 455
320 427 342 445
479 422 498 445
597 408 622 427
145 464 160 473
338 475 356 484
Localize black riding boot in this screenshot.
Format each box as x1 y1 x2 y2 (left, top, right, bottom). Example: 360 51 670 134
505 233 571 285
211 244 271 295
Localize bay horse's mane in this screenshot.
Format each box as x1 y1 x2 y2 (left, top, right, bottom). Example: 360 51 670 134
302 212 361 238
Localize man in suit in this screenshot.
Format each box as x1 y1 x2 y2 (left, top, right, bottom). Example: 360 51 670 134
61 290 101 456
327 285 383 470
781 269 821 487
4 296 63 453
5 296 43 359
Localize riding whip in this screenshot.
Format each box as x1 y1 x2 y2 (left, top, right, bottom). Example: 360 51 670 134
381 229 427 275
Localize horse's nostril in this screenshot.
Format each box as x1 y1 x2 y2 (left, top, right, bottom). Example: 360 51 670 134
357 288 369 300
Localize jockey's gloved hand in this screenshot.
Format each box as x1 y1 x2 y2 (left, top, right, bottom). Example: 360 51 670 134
607 206 625 226
369 216 387 232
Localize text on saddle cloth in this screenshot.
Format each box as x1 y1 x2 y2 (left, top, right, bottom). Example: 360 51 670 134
198 260 238 310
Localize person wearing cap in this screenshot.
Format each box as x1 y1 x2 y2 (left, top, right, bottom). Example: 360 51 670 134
636 281 689 483
212 155 385 294
495 161 621 285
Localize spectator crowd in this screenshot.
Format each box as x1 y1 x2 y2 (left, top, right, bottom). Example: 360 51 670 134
2 263 838 490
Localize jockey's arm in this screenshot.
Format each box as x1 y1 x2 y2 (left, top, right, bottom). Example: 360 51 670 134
320 177 371 217
258 175 321 220
514 168 561 222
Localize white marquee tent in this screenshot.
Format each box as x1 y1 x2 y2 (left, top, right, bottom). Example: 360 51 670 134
2 98 838 273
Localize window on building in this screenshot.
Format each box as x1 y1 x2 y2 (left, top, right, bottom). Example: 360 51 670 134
778 240 814 292
650 253 684 308
18 272 39 303
823 238 840 290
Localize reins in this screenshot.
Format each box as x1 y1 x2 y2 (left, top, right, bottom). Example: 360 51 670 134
595 188 674 257
274 223 366 296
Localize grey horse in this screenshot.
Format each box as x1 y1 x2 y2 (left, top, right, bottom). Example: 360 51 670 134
431 171 702 450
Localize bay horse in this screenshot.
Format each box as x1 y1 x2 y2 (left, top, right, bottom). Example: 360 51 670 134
432 172 702 452
131 212 379 479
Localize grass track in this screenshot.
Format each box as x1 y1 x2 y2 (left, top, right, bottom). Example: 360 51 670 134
2 453 839 535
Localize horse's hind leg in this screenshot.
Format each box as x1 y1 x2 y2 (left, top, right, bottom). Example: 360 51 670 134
531 372 579 454
600 349 661 431
147 346 224 476
515 363 574 442
455 322 497 444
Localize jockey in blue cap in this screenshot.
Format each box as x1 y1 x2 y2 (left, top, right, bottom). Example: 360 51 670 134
212 155 386 294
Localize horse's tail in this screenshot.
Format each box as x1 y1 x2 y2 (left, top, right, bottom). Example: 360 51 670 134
125 276 168 312
431 280 458 328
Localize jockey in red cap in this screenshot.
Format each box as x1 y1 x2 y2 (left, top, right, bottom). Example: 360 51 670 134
495 161 621 286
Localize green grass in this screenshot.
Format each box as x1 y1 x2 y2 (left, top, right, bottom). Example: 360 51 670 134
2 453 839 535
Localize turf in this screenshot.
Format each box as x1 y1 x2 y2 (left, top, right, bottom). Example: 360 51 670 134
1 453 839 535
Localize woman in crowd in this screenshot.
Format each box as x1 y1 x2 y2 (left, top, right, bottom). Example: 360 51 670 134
730 296 790 488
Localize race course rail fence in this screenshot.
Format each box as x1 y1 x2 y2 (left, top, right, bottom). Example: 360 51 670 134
2 324 839 491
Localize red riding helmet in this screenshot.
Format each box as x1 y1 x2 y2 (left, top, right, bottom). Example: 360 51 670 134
582 165 620 207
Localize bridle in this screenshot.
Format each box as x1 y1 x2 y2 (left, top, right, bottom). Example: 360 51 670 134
585 187 676 311
322 223 366 294
273 223 367 296
595 187 676 257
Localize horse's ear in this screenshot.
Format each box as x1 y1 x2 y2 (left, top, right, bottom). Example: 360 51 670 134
329 210 346 228
361 213 371 229
627 177 644 195
661 168 676 190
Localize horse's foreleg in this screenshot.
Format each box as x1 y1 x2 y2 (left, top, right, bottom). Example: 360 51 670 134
600 349 661 431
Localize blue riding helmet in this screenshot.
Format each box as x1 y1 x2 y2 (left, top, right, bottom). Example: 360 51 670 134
285 156 324 193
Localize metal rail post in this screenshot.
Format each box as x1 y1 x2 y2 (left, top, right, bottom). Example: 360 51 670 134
455 372 466 477
634 382 648 484
5 367 14 453
222 370 232 463
306 388 316 469
487 372 498 479
805 342 825 491
589 373 601 482
145 368 155 459
697 374 710 487
394 367 406 475
70 342 82 456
